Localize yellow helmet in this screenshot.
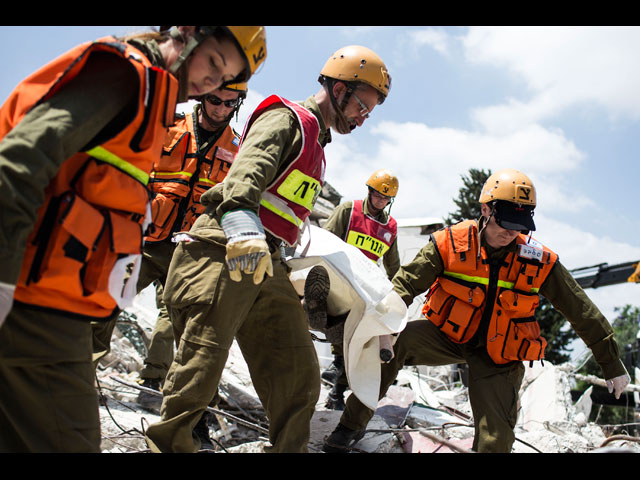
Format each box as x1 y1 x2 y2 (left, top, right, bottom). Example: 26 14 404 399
223 82 248 99
224 26 267 78
479 168 536 206
366 169 399 197
168 26 267 83
320 45 391 102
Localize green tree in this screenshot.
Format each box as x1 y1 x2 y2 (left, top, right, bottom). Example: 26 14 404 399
445 168 491 225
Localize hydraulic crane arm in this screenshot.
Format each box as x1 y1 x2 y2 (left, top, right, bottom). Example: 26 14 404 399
570 261 640 289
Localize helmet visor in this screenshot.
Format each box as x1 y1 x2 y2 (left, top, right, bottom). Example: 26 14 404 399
493 200 536 232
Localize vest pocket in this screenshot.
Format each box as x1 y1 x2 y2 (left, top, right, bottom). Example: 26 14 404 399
498 289 539 317
502 317 547 362
488 290 546 363
75 158 149 216
423 278 485 343
147 193 180 242
25 190 145 312
26 192 105 297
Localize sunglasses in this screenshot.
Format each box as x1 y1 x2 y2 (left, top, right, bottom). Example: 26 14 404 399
204 94 241 108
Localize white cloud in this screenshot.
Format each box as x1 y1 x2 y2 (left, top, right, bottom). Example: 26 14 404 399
409 28 452 56
324 119 587 221
461 26 640 131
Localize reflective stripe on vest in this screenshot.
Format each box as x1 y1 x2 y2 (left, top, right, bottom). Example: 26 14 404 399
443 270 540 293
260 191 302 227
86 146 150 186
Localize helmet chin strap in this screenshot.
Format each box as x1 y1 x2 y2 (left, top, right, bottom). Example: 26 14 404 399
168 27 200 103
477 203 496 258
326 78 355 134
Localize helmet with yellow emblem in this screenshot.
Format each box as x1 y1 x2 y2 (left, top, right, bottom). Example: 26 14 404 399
479 168 536 232
366 169 399 198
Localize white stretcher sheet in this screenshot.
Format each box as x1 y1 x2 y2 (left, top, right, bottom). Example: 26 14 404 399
286 225 408 410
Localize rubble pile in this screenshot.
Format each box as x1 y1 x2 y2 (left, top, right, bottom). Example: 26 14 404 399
95 314 640 453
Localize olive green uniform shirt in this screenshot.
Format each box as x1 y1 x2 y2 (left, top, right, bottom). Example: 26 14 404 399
392 227 626 380
322 198 400 279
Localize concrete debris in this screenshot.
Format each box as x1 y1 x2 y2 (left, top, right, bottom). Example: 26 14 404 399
96 301 640 453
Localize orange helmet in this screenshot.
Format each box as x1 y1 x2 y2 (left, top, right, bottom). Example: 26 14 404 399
366 169 399 197
319 45 391 103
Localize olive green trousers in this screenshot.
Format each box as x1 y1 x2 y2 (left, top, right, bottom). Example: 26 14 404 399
0 303 105 452
145 236 320 453
339 319 525 453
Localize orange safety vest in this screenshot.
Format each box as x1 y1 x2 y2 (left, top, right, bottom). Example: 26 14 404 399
145 108 240 243
0 37 178 319
345 199 397 262
422 220 558 365
248 95 325 247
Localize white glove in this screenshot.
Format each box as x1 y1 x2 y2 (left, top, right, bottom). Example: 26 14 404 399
0 281 16 329
606 371 631 399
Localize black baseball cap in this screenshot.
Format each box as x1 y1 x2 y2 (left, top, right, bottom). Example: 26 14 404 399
493 200 536 232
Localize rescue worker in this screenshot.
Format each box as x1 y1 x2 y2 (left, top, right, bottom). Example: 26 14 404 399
308 169 400 409
92 83 245 390
0 26 267 453
90 84 246 447
323 168 631 453
144 45 392 453
136 84 245 406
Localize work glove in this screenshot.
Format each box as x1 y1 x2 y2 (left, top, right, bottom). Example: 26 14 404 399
226 238 273 284
0 281 15 329
606 370 631 399
221 209 273 285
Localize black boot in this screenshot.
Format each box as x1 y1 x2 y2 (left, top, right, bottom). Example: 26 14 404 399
322 423 365 453
321 356 345 386
303 265 330 330
193 412 216 451
325 382 347 410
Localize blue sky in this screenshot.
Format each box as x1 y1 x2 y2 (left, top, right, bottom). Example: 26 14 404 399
1 26 639 321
